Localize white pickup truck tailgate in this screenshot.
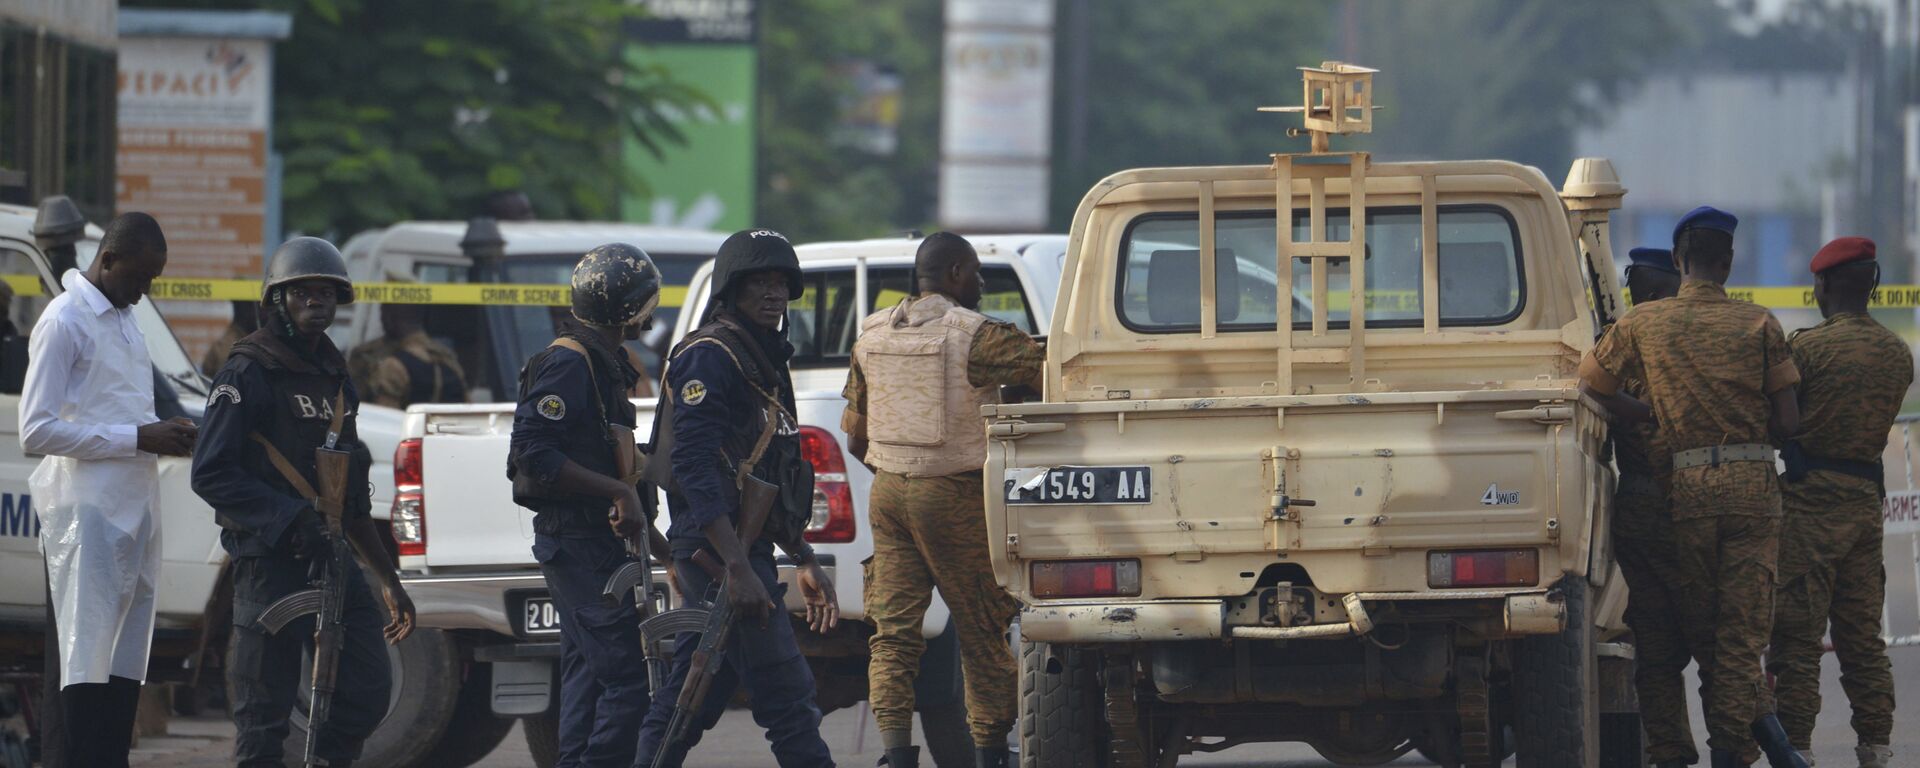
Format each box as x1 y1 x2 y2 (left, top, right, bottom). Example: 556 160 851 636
417 406 542 569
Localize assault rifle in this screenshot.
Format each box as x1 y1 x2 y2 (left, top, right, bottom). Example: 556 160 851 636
601 424 672 606
644 472 778 768
252 433 355 768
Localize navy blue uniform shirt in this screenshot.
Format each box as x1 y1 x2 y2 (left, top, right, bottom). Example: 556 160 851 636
508 338 638 532
663 341 753 548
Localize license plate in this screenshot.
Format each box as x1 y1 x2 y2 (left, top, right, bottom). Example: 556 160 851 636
520 595 562 635
1005 466 1152 505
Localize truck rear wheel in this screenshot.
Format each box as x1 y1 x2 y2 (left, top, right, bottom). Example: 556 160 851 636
524 707 561 768
1018 641 1106 768
272 625 463 768
416 662 517 767
1511 578 1599 768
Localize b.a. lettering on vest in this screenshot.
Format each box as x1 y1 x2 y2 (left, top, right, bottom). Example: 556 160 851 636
854 294 997 478
293 393 336 420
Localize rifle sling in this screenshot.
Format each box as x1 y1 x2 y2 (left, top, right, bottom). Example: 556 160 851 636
548 337 646 486
669 336 782 492
247 386 347 505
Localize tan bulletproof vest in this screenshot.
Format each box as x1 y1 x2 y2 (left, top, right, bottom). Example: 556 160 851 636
855 294 997 477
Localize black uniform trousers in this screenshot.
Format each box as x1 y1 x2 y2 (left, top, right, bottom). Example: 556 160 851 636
533 527 650 768
227 554 391 766
633 547 833 768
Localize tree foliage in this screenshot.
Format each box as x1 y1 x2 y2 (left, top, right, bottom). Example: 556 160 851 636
128 0 713 237
755 0 942 241
1345 1 1687 176
1048 1 1335 228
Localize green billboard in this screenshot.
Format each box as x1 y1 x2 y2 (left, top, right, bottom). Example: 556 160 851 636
621 1 757 232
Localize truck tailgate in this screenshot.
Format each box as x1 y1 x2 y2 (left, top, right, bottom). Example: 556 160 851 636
986 387 1606 597
419 408 539 568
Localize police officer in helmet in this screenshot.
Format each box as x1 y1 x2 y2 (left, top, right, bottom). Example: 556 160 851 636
635 228 838 768
191 237 417 767
509 243 668 767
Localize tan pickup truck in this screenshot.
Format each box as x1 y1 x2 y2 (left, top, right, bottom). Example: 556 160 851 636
987 64 1639 768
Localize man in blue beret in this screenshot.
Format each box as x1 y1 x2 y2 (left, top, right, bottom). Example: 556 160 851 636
1583 207 1808 767
1609 246 1699 766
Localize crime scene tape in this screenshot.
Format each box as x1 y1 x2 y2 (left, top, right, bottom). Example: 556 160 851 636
5 274 1920 311
0 275 689 308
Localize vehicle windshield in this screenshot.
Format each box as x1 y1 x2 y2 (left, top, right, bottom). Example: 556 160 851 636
783 264 1036 370
1118 205 1524 333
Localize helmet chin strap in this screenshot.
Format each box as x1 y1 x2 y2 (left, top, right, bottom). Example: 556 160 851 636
268 287 299 338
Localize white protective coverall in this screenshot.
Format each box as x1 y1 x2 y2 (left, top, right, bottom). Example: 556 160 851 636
20 270 161 687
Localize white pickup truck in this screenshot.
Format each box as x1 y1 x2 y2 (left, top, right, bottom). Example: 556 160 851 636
394 233 1064 767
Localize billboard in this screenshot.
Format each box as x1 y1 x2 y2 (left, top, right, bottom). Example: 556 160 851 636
621 0 757 233
939 0 1054 232
117 34 275 357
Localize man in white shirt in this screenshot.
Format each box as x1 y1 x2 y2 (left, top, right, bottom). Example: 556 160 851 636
20 212 197 768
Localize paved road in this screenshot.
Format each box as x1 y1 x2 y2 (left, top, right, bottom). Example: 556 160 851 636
131 540 1920 767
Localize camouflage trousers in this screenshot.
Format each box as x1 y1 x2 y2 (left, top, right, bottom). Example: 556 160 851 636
865 470 1020 747
1673 513 1780 765
1767 500 1895 748
1611 489 1698 764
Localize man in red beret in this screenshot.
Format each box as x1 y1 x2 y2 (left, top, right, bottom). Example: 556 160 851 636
1768 236 1907 768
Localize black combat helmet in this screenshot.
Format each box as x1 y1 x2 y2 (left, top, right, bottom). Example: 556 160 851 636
571 242 661 327
262 236 354 304
710 229 804 303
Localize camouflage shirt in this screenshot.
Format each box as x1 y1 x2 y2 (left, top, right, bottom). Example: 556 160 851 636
347 331 468 409
1613 372 1669 485
842 319 1043 419
1582 281 1799 518
1787 312 1912 505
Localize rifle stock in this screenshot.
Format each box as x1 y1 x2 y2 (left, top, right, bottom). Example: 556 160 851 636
312 447 353 534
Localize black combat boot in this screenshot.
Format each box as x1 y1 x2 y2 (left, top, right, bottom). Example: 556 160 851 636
879 745 919 768
1710 749 1744 768
976 745 1012 768
1750 714 1811 768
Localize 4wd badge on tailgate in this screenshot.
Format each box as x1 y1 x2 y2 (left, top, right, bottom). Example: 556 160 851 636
1005 466 1152 505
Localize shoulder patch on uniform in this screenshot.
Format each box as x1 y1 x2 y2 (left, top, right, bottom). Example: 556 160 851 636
680 379 707 406
209 384 242 407
537 395 567 421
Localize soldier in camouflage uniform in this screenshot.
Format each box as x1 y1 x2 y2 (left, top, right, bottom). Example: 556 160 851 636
1768 237 1906 768
1580 207 1805 768
347 276 468 409
842 233 1043 768
1608 247 1697 767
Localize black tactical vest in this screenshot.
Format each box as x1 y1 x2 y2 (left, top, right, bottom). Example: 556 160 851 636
396 347 465 405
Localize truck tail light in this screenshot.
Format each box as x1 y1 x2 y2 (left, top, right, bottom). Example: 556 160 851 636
799 426 856 544
1428 549 1538 588
1030 559 1142 599
392 438 425 557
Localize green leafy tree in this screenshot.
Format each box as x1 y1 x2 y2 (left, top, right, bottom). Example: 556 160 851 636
1344 1 1686 175
1048 1 1335 228
128 0 712 236
756 0 942 240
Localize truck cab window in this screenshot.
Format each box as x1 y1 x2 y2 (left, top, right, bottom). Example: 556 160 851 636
1118 205 1524 333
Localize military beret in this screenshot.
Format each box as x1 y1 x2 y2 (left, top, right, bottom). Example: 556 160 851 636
1810 236 1876 274
1627 247 1676 275
1673 206 1738 243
